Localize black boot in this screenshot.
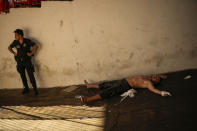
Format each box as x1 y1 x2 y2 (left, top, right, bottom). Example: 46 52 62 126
22 88 29 94
34 90 38 96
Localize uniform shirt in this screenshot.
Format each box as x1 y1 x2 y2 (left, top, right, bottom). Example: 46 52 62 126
10 38 35 63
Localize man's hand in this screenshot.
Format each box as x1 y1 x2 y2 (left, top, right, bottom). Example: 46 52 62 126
27 52 32 56
27 44 38 57
8 46 17 56
161 91 171 96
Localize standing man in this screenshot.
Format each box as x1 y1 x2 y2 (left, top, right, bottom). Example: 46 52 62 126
8 29 39 95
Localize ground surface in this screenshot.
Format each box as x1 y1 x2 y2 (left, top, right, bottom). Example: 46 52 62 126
0 69 196 131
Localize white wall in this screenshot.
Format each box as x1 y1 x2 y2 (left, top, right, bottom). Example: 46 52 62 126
0 0 197 89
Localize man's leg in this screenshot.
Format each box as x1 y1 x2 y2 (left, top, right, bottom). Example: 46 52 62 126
17 65 29 94
80 85 122 103
81 80 127 104
81 94 102 103
26 66 38 95
84 80 99 89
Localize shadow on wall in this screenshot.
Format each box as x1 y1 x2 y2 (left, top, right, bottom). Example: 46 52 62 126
24 28 44 87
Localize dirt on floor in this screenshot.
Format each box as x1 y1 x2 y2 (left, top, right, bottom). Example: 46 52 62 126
0 69 196 131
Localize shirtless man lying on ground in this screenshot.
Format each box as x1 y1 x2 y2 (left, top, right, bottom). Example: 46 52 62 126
81 74 171 103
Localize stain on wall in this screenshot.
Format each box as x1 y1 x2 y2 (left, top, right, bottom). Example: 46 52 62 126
75 39 79 44
100 30 104 34
119 62 133 70
5 72 18 78
60 20 64 27
144 53 164 67
116 59 120 63
160 37 171 43
128 52 134 59
89 29 94 34
0 58 15 72
42 65 57 76
62 67 75 76
149 38 159 46
0 58 18 80
34 60 57 76
190 46 197 58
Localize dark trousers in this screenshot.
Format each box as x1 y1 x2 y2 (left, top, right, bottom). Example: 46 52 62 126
99 79 132 99
17 62 38 93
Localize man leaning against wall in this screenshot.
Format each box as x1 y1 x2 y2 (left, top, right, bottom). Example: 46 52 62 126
8 29 39 96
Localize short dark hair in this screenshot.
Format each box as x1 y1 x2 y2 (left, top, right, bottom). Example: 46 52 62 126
14 29 24 36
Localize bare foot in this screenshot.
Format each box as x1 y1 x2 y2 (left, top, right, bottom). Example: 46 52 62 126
84 80 90 88
84 80 88 84
80 96 87 104
84 80 99 89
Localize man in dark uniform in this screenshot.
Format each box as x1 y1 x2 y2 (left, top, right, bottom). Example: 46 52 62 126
8 29 39 95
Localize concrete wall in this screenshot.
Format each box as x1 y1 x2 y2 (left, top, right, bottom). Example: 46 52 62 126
0 0 197 89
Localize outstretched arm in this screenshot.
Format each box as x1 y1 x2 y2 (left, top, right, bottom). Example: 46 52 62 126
146 81 171 96
147 82 162 95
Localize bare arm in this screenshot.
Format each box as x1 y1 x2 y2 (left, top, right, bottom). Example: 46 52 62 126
146 81 171 96
8 46 17 56
146 82 162 95
27 44 38 56
31 44 38 54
